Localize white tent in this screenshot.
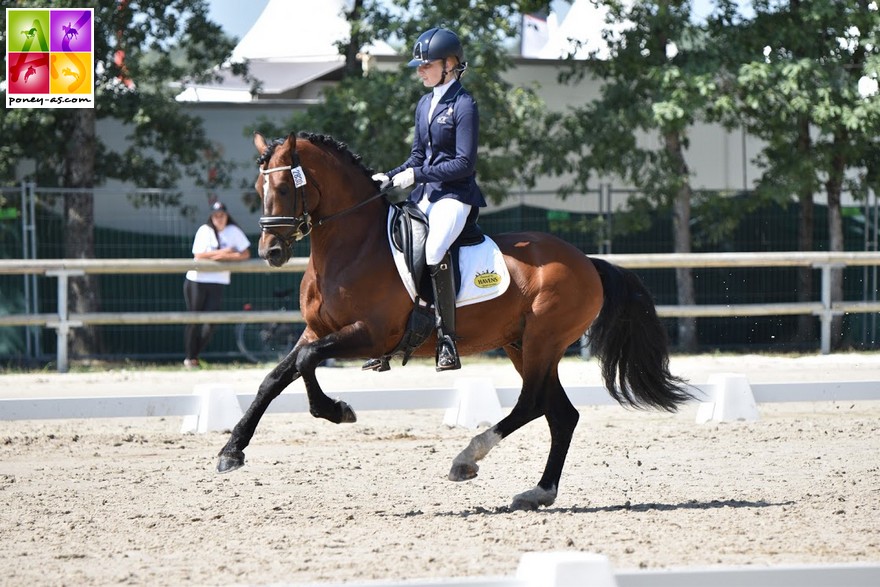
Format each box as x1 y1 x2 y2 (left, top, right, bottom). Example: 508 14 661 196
522 0 630 60
177 0 395 102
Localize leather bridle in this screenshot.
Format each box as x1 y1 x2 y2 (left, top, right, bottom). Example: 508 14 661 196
258 151 313 246
258 149 393 248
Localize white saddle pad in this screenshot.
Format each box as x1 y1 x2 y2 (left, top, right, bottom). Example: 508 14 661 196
387 208 511 308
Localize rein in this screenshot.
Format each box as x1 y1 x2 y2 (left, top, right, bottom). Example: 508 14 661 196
259 153 392 246
313 186 391 227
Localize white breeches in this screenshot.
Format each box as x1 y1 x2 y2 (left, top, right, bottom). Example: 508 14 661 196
416 197 472 266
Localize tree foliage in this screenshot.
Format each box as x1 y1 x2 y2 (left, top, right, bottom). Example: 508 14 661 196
708 0 880 348
543 1 720 231
710 0 880 206
256 0 552 203
0 0 244 190
540 0 713 350
1 0 244 355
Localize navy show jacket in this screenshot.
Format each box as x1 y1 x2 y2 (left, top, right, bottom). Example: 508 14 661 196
388 81 487 208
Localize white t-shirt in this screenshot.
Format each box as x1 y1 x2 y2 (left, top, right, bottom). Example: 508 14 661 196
185 223 251 285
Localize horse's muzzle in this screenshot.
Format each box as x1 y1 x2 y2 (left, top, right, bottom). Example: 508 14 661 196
260 236 290 268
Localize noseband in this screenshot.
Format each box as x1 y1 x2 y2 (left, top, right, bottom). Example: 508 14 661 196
258 152 313 246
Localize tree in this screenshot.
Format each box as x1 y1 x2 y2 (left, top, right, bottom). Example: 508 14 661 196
543 0 716 352
256 0 552 204
712 0 880 348
0 0 246 356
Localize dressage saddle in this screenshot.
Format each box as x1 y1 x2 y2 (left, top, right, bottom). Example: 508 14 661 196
365 201 485 371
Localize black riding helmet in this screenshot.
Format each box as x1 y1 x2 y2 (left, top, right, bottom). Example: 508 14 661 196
408 27 468 82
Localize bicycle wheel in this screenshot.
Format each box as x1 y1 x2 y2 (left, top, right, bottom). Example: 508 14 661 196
266 323 299 361
235 322 274 363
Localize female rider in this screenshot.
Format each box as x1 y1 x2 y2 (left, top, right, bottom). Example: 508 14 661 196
372 27 486 371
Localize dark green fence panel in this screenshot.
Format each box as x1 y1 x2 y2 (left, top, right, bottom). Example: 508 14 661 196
2 188 878 367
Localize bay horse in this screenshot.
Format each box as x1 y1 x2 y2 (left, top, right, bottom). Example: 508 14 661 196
216 131 693 511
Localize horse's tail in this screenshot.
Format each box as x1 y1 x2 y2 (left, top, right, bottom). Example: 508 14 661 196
588 257 694 412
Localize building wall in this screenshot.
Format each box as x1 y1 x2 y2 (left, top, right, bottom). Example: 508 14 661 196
90 58 770 234
508 58 762 195
94 102 304 235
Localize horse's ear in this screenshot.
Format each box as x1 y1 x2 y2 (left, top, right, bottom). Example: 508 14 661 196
254 132 267 154
284 132 297 151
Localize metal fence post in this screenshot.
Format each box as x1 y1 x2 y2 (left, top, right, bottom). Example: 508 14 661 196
45 269 84 373
817 263 845 355
20 181 41 361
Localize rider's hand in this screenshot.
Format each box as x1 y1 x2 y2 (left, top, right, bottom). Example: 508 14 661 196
392 168 415 189
371 173 389 184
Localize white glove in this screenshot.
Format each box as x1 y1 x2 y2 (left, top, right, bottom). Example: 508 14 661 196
392 168 415 189
371 173 389 183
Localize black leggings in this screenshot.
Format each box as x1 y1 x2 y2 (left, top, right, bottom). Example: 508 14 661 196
183 279 225 361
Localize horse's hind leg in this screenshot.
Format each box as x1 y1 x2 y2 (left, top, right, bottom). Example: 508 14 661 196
510 379 578 511
448 344 542 482
449 372 577 511
216 351 301 473
449 341 579 510
448 399 543 480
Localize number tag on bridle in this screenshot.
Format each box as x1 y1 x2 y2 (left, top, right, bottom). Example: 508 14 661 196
291 166 307 188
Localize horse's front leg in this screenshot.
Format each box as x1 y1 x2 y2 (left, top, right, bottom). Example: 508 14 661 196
216 323 371 473
217 349 302 473
294 324 373 424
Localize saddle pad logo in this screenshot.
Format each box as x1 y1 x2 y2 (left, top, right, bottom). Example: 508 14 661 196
474 270 502 288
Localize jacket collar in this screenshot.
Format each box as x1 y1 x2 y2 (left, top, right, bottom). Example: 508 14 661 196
437 80 462 105
426 80 463 125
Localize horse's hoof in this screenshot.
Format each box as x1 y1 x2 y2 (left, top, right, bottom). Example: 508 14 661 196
510 485 557 511
510 497 540 512
448 462 479 481
216 451 245 473
310 401 357 424
338 401 357 423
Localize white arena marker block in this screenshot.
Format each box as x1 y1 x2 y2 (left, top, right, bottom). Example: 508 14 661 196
516 551 618 587
696 373 759 424
180 384 243 434
442 377 502 429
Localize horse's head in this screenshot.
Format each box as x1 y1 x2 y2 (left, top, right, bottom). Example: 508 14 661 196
254 131 382 267
253 132 313 267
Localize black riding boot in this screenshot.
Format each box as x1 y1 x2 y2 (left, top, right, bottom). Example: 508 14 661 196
430 253 461 371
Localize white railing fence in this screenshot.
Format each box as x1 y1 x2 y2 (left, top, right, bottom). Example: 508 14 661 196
2 251 880 371
298 551 879 587
2 379 879 586
2 373 878 427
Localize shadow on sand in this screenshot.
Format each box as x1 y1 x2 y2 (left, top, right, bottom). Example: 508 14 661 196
395 498 795 518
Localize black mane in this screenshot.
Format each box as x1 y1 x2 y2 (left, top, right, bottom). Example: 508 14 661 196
256 137 286 166
256 132 375 178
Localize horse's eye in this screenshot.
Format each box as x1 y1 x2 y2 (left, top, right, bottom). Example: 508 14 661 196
277 183 291 197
